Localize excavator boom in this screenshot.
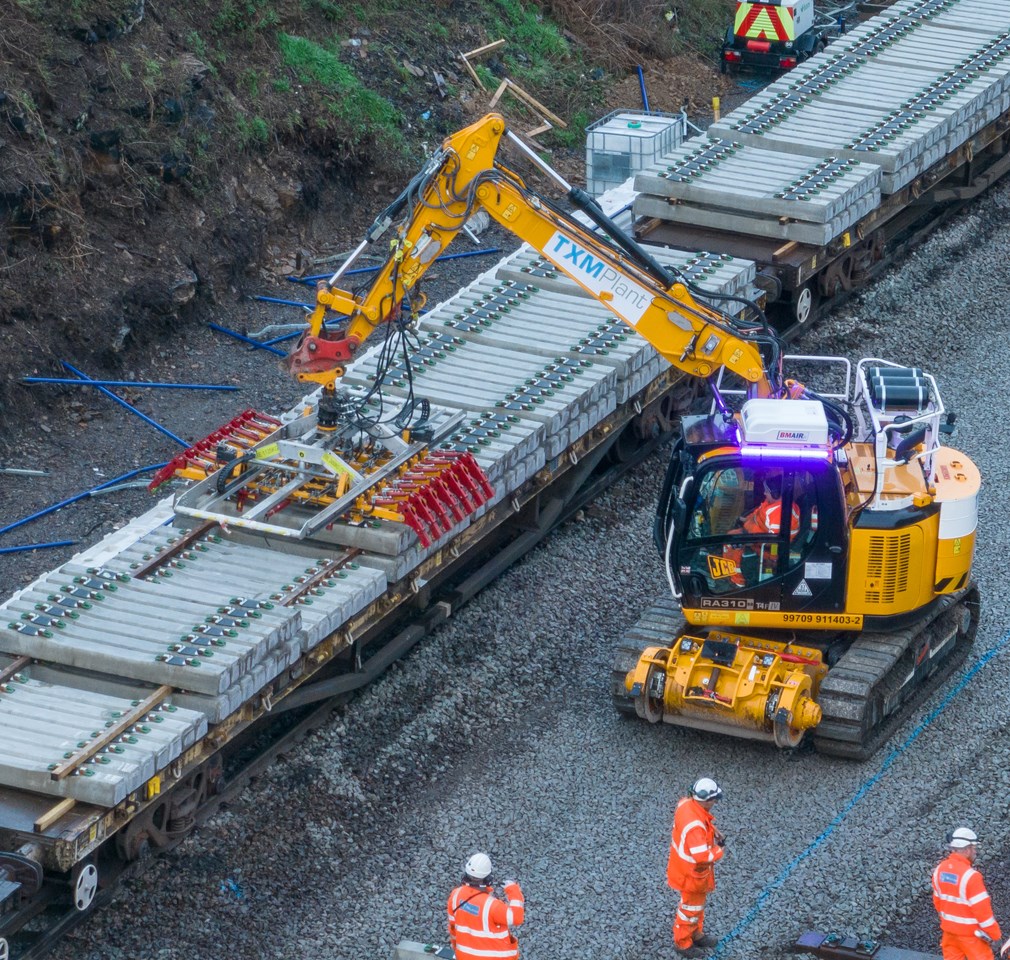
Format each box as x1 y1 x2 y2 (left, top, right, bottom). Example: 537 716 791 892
287 114 775 398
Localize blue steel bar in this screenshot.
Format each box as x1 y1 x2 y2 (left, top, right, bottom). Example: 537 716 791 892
0 540 77 556
289 247 503 284
252 296 313 310
61 362 188 448
208 322 288 356
0 463 167 538
23 377 239 391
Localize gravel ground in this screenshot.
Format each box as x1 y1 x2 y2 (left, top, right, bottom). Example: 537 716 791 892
19 177 1010 960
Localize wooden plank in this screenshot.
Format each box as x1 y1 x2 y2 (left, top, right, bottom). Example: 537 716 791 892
34 797 76 833
50 685 173 780
526 122 553 139
462 38 506 60
773 240 800 262
458 51 485 91
488 79 510 110
131 520 217 579
501 80 567 129
0 655 31 686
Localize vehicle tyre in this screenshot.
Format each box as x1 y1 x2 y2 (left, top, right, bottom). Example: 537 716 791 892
793 284 819 325
72 861 99 912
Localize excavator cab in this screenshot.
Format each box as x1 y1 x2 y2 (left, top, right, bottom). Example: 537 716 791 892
670 451 848 616
655 395 851 628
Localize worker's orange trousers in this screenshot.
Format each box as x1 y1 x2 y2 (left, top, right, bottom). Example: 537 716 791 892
673 891 707 949
940 931 994 960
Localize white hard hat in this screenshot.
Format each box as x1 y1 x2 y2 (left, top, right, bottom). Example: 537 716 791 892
692 777 723 802
464 852 494 883
949 827 978 849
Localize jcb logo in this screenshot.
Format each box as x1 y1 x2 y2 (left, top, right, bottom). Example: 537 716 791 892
708 555 738 579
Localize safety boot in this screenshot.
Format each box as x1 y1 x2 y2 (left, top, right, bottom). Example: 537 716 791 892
673 945 706 959
693 934 718 948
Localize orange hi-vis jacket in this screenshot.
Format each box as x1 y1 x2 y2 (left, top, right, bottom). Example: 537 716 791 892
742 498 800 537
667 797 724 894
932 852 1002 942
448 881 525 960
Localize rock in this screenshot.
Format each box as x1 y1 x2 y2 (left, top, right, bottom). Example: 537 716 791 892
274 181 303 210
169 270 199 306
89 129 122 153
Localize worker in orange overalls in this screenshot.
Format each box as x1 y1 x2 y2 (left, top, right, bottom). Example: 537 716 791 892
667 778 725 957
727 473 800 587
932 827 1004 960
447 852 525 960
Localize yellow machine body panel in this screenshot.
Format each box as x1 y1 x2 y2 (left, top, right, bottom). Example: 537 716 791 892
845 516 938 618
935 530 975 592
932 446 980 593
683 608 864 631
843 441 979 609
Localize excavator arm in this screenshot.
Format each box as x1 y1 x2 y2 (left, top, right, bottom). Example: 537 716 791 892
287 113 777 399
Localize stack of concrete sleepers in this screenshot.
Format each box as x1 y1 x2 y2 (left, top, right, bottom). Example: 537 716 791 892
491 247 758 399
0 529 386 725
706 0 1010 193
632 136 882 244
0 652 207 806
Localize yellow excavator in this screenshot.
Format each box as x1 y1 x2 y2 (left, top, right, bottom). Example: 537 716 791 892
287 113 980 759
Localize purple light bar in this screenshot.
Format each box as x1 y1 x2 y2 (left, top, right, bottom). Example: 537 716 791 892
739 445 831 462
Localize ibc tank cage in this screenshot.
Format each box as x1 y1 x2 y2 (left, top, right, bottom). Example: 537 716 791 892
585 110 693 198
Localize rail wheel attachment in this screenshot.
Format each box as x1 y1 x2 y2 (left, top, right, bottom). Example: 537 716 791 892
634 662 665 723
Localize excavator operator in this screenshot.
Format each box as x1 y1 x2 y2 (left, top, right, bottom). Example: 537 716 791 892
726 472 800 587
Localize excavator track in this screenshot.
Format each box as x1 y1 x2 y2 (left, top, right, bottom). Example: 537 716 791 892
611 595 686 718
812 583 980 760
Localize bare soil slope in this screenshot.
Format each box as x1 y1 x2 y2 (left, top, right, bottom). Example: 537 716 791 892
0 0 735 424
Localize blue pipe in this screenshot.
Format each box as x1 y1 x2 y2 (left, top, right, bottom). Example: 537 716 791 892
636 65 650 112
61 362 188 448
253 296 313 310
0 540 77 555
208 322 288 357
289 247 503 285
0 463 167 538
23 377 238 391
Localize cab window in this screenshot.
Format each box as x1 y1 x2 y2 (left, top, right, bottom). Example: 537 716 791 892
683 466 818 593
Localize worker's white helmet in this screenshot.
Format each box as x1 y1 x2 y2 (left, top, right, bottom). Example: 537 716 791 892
464 852 494 884
949 827 978 849
691 777 723 802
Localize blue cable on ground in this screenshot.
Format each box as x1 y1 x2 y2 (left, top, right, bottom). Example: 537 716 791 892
711 630 1010 958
